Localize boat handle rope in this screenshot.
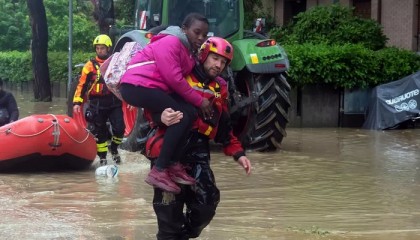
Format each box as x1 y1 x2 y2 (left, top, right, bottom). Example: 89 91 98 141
58 123 93 144
0 114 93 144
50 114 61 148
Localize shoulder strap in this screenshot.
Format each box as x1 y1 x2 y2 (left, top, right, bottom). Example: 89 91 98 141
87 58 102 94
90 58 100 74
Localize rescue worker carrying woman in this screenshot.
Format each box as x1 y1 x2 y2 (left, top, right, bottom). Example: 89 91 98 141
73 34 125 166
145 37 252 239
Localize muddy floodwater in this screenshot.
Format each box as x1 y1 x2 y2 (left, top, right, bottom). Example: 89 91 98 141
1 93 420 239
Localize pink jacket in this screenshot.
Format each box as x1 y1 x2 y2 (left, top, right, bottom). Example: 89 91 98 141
120 35 203 107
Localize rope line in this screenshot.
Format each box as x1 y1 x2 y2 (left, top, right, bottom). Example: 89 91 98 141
0 115 93 144
1 124 55 137
58 124 93 144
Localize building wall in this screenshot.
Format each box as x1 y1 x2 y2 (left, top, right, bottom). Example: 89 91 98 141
371 0 380 21
261 0 276 13
272 0 285 26
379 0 417 50
288 85 340 127
307 0 351 9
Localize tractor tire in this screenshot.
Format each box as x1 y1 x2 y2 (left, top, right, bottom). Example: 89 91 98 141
120 108 151 152
231 71 291 151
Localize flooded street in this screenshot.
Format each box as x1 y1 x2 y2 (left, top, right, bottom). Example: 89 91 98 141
1 92 420 239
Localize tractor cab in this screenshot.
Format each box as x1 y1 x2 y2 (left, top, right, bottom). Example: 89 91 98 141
135 0 241 39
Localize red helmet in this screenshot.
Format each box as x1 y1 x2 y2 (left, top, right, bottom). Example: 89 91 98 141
198 37 233 66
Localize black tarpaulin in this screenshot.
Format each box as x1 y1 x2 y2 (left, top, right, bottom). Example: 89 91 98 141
363 71 420 130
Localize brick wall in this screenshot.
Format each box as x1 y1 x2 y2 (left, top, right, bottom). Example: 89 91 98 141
380 0 417 50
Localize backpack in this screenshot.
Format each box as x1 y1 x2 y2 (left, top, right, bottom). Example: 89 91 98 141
144 127 165 160
101 41 145 101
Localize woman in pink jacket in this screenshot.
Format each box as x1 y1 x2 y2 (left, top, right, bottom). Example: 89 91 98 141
120 13 211 194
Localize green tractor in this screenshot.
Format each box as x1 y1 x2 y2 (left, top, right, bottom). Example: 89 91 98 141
114 0 291 152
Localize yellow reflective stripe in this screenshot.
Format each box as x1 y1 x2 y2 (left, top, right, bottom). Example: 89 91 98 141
204 125 213 136
82 67 90 74
73 96 84 103
208 82 219 92
97 142 108 153
186 75 199 87
112 136 123 144
187 75 220 96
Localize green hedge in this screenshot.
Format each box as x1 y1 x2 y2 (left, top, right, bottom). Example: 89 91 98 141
0 51 93 83
0 51 32 82
272 4 387 51
284 43 420 89
1 47 419 90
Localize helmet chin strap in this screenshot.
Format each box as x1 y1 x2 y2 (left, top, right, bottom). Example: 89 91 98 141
97 54 109 60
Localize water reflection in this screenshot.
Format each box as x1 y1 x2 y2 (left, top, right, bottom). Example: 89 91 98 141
1 91 420 239
13 92 68 118
276 128 420 239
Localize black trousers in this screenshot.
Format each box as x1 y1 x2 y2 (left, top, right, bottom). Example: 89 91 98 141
88 105 125 142
152 133 220 240
120 83 196 169
86 96 125 156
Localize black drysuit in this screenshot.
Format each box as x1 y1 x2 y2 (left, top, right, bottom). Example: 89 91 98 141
0 90 19 126
152 132 220 240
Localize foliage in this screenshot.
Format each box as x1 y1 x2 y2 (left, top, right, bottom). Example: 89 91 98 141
0 0 97 52
2 0 418 91
0 51 92 82
243 0 274 30
48 51 95 81
284 43 420 89
44 0 97 52
0 0 276 51
114 0 135 28
244 0 261 29
0 51 32 82
375 47 420 83
2 45 418 88
271 4 387 50
0 0 31 51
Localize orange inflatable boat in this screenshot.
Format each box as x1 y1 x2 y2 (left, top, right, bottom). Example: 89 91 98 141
0 114 97 172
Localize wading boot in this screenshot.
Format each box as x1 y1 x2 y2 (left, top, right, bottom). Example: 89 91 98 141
99 159 107 166
112 153 121 164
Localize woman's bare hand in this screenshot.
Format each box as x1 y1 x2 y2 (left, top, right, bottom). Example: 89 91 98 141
161 108 183 126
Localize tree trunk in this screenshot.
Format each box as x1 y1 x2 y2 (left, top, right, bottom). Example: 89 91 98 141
27 0 52 102
93 0 115 35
